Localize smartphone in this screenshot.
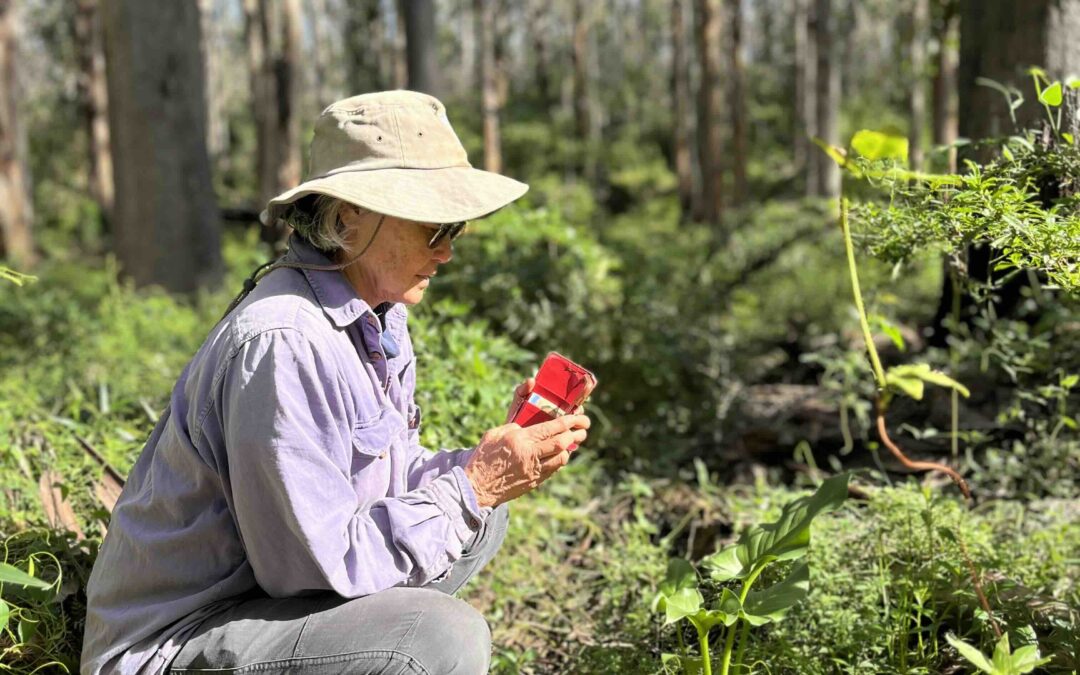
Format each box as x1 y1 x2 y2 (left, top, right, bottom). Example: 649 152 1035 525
510 352 597 432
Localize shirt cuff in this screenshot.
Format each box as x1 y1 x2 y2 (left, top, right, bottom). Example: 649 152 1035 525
450 465 489 530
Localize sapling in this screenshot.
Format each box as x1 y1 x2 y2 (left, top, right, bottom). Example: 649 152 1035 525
652 473 849 675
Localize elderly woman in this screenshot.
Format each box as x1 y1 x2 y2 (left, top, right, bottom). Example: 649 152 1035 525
81 90 590 675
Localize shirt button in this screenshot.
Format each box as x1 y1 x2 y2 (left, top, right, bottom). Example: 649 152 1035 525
466 516 479 529
370 352 382 361
378 452 387 460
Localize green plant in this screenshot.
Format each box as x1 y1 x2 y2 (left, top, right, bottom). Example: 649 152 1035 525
652 473 849 675
946 632 1050 675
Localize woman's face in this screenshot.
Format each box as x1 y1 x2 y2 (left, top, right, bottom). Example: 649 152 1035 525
338 207 454 307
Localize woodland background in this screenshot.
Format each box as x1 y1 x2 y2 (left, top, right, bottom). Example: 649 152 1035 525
0 0 1078 673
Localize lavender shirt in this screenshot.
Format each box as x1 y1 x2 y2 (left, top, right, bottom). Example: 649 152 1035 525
81 238 487 675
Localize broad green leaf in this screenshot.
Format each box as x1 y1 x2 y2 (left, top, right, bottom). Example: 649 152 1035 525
735 474 849 574
946 633 993 674
1061 374 1078 389
991 634 1011 672
664 587 706 625
812 137 848 167
701 546 741 582
851 129 908 162
886 363 970 399
653 559 704 624
0 599 8 634
870 315 905 351
18 617 38 644
1010 645 1052 673
0 562 51 590
1039 82 1063 106
742 562 810 626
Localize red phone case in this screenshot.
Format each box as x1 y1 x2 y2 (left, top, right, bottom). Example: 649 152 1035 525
511 352 597 429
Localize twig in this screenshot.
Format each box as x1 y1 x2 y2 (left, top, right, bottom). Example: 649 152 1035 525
875 405 971 503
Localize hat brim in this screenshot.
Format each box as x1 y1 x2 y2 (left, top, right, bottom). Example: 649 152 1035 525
265 166 529 225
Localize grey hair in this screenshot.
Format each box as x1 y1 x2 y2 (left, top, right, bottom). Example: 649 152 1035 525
279 194 354 254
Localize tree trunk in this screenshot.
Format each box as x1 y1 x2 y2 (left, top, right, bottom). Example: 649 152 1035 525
908 0 930 170
932 0 958 172
75 0 114 229
245 0 302 221
796 0 817 195
571 0 591 144
671 0 695 219
813 0 840 198
345 0 385 94
403 0 437 94
529 0 551 108
694 0 724 226
476 0 501 173
0 0 34 267
101 0 222 292
959 0 1080 153
392 0 408 89
727 0 747 205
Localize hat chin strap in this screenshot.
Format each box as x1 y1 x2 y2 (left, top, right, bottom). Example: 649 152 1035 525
218 214 386 324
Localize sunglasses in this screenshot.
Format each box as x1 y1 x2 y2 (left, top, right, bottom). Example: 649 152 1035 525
427 221 467 249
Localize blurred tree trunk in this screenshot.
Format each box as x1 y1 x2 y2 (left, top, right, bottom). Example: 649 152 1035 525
0 0 34 268
795 0 816 194
403 0 437 94
529 0 552 108
727 0 747 206
671 0 695 219
245 0 302 231
345 0 385 94
101 0 222 292
959 0 1080 152
198 0 229 162
308 0 332 105
571 0 596 181
476 0 501 173
75 0 114 229
932 0 958 172
694 0 724 226
908 0 929 170
392 0 408 89
812 0 840 198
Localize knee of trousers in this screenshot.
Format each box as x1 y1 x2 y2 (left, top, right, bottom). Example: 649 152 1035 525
410 591 492 675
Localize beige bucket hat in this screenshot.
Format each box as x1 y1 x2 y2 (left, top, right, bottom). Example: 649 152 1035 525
264 90 529 225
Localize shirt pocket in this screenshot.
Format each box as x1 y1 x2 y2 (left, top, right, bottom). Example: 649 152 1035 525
351 410 401 459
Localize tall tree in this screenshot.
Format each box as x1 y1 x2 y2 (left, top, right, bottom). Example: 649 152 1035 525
794 0 817 191
75 0 114 228
727 0 747 205
0 0 34 267
932 0 958 172
345 0 386 95
244 0 303 216
908 0 930 170
101 0 221 292
812 0 840 198
671 0 696 219
476 0 501 173
694 0 725 225
403 0 437 94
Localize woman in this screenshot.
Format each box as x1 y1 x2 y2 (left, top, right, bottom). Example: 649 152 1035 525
81 90 590 675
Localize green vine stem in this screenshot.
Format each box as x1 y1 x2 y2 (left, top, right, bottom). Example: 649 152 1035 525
718 564 766 675
699 625 714 675
840 198 887 390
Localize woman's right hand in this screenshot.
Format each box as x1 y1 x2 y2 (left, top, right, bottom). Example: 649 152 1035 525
464 414 591 508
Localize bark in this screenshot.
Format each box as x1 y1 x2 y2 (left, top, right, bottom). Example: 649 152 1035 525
101 0 222 292
812 0 840 198
245 0 302 215
727 0 747 205
345 0 385 94
392 0 408 89
908 0 930 170
694 0 724 225
308 0 331 105
75 0 114 227
958 0 1080 154
932 0 958 172
671 0 695 219
0 0 34 267
403 0 437 94
476 0 501 173
794 0 816 192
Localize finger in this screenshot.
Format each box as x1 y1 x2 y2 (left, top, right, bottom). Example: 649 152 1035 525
539 449 571 475
536 428 588 459
514 378 535 398
529 414 591 439
571 404 584 415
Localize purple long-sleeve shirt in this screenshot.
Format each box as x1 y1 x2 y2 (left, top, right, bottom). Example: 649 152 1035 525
81 238 487 675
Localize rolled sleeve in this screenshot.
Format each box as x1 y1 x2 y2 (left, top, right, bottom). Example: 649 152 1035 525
220 329 477 597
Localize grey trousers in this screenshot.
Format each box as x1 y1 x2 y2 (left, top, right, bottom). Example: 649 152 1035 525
168 504 509 674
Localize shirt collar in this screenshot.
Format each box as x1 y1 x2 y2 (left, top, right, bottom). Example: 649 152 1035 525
285 235 384 329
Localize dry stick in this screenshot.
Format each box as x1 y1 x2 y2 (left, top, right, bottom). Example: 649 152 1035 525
874 407 971 503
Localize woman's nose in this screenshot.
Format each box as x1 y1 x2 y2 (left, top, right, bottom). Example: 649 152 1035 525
431 239 453 263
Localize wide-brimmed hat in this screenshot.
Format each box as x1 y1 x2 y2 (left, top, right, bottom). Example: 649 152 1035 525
264 90 528 225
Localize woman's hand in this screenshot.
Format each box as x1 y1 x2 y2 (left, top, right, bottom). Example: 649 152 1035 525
506 377 585 423
464 414 591 508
